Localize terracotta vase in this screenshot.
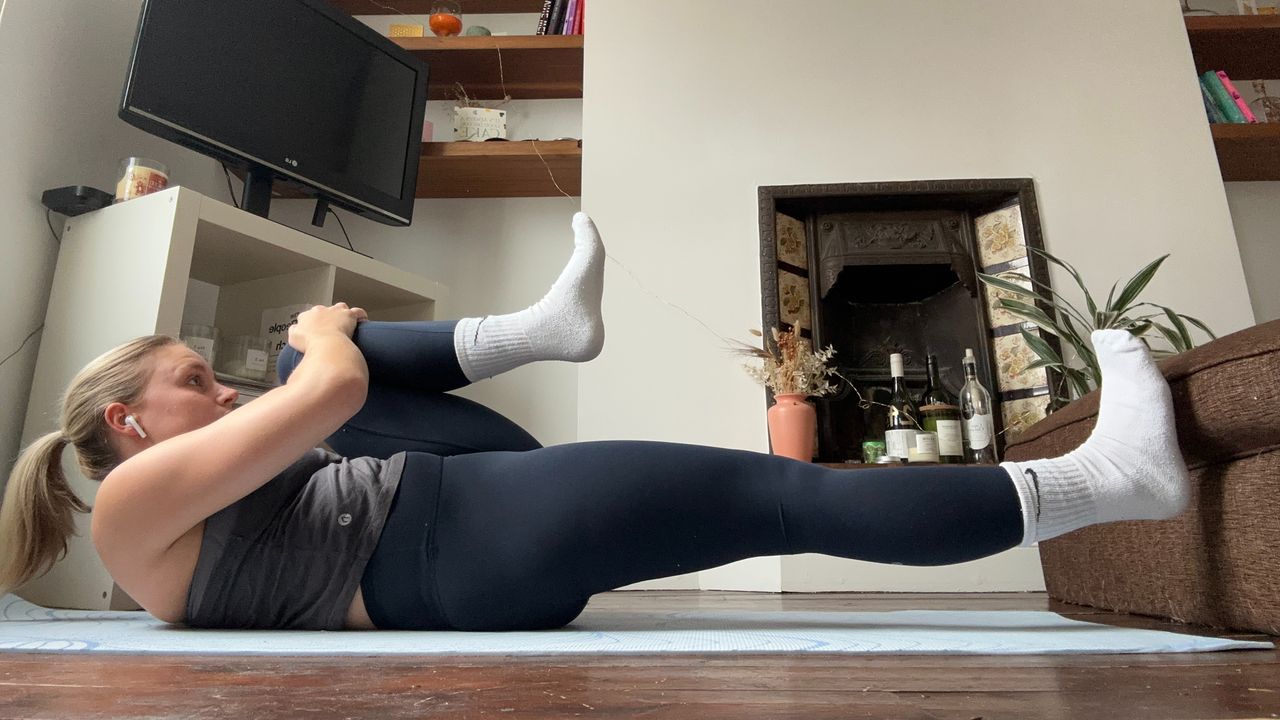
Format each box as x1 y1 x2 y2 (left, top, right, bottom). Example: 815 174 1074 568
767 393 816 462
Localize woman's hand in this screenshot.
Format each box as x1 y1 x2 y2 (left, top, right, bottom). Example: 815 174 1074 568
287 302 368 353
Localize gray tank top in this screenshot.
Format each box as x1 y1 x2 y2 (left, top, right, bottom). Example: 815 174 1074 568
184 448 405 630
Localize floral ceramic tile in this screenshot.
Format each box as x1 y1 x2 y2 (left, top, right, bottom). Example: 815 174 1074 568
776 212 807 268
778 269 812 331
983 265 1034 329
975 204 1027 269
1001 395 1052 443
993 331 1048 392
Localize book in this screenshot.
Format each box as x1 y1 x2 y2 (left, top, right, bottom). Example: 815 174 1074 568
1201 70 1247 123
1215 71 1260 123
546 0 570 35
1199 78 1226 123
561 0 579 34
535 0 553 35
573 0 584 34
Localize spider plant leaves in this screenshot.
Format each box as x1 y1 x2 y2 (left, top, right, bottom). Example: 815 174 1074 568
994 299 1058 334
1111 254 1169 316
1020 328 1061 367
977 248 1214 404
1028 246 1100 321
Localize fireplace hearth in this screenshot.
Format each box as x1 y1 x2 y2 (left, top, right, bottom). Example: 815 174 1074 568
759 179 1060 463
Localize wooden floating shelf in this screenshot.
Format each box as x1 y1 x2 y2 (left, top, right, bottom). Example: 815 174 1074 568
1186 15 1280 80
1210 123 1280 182
1185 16 1280 180
330 0 543 14
394 35 583 100
417 139 581 198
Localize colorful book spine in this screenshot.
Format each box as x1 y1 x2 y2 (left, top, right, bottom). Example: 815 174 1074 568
1215 71 1260 123
573 0 584 34
1201 70 1247 123
1199 79 1226 123
535 0 554 35
546 0 569 35
561 0 579 34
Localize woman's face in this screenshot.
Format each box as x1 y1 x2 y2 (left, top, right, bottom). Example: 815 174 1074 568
128 343 240 443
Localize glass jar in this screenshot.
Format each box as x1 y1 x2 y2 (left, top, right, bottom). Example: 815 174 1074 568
428 1 462 36
115 157 169 203
179 324 219 366
215 335 271 381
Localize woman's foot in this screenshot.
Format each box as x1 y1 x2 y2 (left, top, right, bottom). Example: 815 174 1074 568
1003 329 1190 545
454 213 605 381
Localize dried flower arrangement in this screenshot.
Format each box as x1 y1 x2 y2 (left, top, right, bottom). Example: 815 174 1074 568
734 326 839 398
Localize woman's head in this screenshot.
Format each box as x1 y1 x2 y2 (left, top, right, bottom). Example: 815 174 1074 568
0 334 237 594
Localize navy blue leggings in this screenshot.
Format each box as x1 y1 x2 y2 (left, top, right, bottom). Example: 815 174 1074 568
278 321 1023 631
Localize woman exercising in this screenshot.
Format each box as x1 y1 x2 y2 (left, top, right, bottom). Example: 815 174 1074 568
0 214 1190 631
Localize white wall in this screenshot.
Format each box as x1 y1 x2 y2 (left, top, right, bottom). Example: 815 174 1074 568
579 0 1258 592
1225 182 1280 322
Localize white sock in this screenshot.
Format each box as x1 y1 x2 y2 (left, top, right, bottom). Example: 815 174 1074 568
1002 329 1191 546
453 212 605 381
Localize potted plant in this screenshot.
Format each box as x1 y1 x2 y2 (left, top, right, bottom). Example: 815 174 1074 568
451 83 509 142
736 326 838 461
978 248 1216 406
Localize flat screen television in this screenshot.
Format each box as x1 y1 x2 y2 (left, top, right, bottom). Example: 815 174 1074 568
120 0 429 226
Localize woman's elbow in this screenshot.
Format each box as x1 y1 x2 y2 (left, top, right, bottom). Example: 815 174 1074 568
331 370 369 416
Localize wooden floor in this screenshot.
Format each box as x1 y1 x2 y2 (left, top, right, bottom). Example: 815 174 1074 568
2 591 1278 719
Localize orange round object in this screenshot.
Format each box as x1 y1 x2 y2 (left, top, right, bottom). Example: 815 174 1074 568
429 13 462 36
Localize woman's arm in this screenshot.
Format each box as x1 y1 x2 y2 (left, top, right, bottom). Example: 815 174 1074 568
91 304 369 567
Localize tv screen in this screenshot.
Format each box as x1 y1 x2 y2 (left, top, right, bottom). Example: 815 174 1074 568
120 0 429 226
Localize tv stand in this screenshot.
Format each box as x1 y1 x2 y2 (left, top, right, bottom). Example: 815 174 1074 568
240 164 274 218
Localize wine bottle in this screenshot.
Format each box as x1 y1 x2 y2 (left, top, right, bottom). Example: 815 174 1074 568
959 348 998 464
919 354 965 464
884 353 919 462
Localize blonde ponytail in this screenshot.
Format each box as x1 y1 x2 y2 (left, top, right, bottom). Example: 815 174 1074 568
0 334 178 595
0 431 89 594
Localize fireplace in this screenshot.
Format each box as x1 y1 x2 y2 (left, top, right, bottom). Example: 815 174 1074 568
758 179 1060 463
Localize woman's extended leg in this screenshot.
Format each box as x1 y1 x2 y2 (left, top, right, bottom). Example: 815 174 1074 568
426 444 1022 630
390 330 1189 631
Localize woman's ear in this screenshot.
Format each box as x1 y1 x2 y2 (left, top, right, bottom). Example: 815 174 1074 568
103 402 135 437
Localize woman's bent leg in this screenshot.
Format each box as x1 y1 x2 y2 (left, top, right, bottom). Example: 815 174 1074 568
425 442 1021 630
278 320 542 458
279 320 470 393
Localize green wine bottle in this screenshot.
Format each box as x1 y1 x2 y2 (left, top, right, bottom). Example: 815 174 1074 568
884 353 919 462
919 354 964 464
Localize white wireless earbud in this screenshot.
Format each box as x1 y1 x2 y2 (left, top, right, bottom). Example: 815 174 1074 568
124 414 148 439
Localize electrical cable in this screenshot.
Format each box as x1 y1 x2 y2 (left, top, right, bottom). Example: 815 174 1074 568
328 207 355 252
0 324 43 373
222 164 240 209
46 209 62 245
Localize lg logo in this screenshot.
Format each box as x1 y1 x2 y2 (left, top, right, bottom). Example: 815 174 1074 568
284 157 299 167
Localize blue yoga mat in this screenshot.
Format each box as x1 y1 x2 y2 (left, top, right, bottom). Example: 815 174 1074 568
1 594 1271 656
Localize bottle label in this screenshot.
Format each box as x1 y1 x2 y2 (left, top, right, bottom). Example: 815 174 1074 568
885 429 914 460
909 432 940 463
966 413 993 450
934 419 964 456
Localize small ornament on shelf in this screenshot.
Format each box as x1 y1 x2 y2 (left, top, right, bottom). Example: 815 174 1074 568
1251 80 1280 123
1236 0 1279 14
429 1 463 36
388 23 425 37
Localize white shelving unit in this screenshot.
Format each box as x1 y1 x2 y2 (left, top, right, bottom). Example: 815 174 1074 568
18 186 447 610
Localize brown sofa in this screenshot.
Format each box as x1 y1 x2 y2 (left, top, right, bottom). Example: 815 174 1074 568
1004 318 1280 635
